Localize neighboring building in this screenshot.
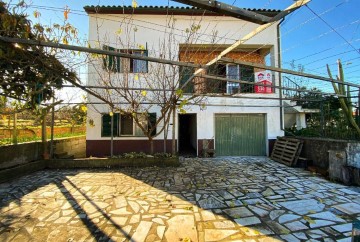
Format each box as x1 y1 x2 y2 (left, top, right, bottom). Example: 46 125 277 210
284 101 320 130
84 5 284 157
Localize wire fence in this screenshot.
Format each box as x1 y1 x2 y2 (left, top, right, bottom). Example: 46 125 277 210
283 78 360 141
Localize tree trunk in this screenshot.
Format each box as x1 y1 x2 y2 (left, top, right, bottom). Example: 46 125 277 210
163 119 168 153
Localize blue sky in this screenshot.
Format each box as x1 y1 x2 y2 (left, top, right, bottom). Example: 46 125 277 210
8 0 360 94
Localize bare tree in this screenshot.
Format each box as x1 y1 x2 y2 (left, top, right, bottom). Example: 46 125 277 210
86 12 217 154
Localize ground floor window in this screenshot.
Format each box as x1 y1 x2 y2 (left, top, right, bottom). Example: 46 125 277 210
101 113 156 137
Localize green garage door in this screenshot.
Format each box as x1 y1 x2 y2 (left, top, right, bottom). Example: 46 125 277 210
215 114 266 156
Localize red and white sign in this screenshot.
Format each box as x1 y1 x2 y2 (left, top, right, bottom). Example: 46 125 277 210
255 71 273 93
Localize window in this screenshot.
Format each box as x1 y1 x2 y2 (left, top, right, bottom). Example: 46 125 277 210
179 66 195 93
207 64 227 93
103 45 148 73
101 113 156 137
101 113 119 137
226 64 240 94
103 46 121 72
225 64 255 94
239 65 255 93
205 63 255 94
120 115 133 135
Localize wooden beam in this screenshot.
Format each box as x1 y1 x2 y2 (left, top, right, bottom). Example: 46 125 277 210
172 0 272 24
195 73 345 97
220 57 360 88
0 36 206 69
270 0 311 22
179 0 310 90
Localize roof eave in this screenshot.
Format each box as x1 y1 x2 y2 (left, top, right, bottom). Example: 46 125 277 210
83 5 281 18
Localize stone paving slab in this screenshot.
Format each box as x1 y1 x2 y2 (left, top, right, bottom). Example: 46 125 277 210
0 157 360 241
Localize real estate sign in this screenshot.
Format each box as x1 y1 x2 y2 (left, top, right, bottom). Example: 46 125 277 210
255 71 273 93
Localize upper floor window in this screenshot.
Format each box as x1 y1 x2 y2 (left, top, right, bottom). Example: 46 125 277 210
179 65 195 93
102 45 148 73
207 64 255 94
226 64 255 94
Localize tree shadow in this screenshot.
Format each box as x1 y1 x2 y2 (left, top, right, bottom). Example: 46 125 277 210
0 157 353 241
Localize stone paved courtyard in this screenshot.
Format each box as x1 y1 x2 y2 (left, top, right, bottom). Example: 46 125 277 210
1 157 360 242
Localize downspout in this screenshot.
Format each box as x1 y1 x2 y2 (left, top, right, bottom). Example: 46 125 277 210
278 18 285 131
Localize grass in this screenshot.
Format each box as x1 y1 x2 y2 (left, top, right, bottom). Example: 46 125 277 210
0 131 85 146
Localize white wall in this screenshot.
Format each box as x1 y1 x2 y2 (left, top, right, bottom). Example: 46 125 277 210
86 12 282 142
183 96 283 141
87 13 280 90
189 114 197 149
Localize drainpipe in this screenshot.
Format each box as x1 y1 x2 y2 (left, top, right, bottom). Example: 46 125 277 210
278 18 285 131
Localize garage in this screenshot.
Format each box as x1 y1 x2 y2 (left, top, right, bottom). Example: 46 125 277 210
215 114 266 156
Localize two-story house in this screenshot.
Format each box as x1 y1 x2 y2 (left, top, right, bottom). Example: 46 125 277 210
84 5 284 157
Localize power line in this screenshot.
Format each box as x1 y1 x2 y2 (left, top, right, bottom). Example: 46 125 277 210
6 2 360 91
240 0 355 68
20 2 359 76
306 5 360 57
290 37 360 63
3 35 358 91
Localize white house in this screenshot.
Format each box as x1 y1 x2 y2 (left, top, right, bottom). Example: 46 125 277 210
84 5 284 157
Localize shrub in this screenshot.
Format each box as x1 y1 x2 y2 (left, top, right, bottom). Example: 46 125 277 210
123 152 147 159
153 152 173 158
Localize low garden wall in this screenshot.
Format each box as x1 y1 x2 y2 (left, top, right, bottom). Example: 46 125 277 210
0 156 180 184
296 137 351 168
47 157 180 169
296 137 360 184
0 136 86 170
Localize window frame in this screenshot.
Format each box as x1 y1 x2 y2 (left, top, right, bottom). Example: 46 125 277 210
225 64 255 94
101 113 119 137
101 112 156 137
226 64 240 94
102 45 148 74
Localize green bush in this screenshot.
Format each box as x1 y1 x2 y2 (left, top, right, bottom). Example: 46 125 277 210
123 152 147 159
153 152 173 158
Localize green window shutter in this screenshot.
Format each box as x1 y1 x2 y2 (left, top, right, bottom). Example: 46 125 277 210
101 113 119 137
179 66 194 93
148 113 157 136
103 45 121 72
240 65 254 93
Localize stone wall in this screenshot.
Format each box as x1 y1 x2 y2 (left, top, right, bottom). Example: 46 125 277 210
0 142 44 170
347 143 360 169
54 136 86 159
298 137 348 168
0 136 86 170
296 137 360 169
